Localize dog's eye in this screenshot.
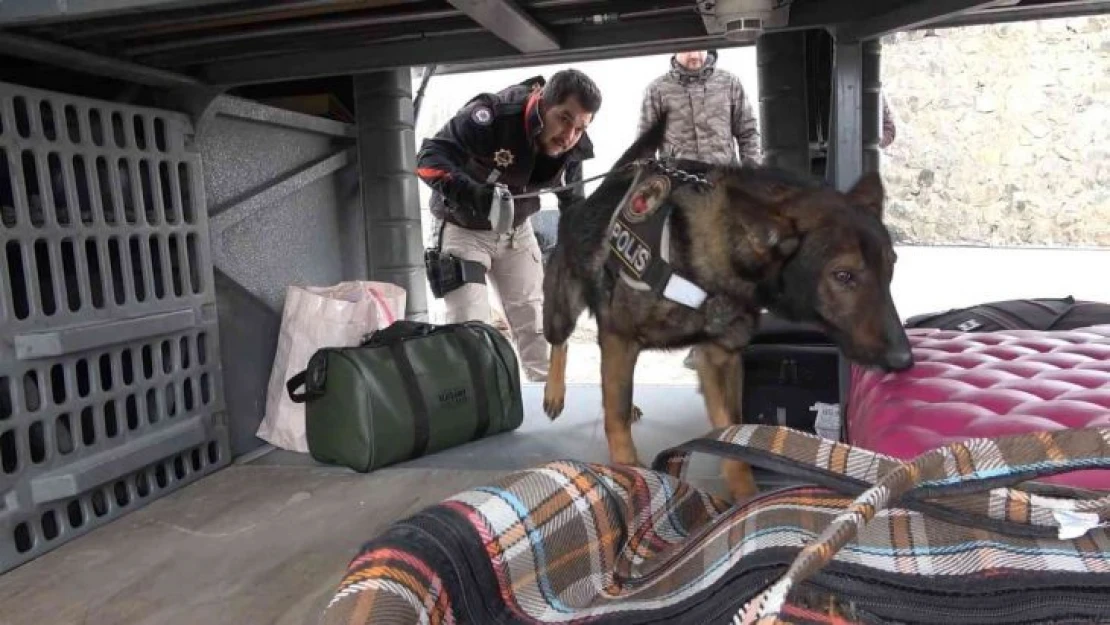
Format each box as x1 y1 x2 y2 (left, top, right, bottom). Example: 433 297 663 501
834 270 854 285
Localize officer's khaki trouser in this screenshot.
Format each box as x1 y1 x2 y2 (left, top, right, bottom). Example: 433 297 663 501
441 220 549 382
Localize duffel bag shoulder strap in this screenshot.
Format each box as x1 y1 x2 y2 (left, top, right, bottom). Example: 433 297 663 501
982 296 1076 331
1053 299 1110 330
903 297 1078 332
452 322 494 440
357 321 436 458
730 426 1110 625
653 425 1110 539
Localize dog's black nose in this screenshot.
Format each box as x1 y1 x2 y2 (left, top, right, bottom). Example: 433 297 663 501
883 348 914 372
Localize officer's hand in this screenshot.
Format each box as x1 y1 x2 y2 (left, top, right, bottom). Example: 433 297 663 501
469 183 495 219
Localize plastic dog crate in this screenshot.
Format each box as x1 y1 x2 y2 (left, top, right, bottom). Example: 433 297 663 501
0 81 229 574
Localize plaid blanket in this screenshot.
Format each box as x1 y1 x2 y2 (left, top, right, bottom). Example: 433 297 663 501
322 425 1110 625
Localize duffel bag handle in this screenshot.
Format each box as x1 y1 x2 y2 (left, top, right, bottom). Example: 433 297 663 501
286 370 311 403
286 351 328 404
360 319 499 348
360 320 440 347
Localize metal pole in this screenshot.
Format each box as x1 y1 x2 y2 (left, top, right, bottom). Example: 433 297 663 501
756 30 810 176
827 32 863 192
861 38 883 175
353 70 428 321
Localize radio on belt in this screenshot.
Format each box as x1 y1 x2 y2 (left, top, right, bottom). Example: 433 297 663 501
488 184 515 234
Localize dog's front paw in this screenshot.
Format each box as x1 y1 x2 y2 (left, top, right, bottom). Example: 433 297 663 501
543 382 565 419
723 459 758 503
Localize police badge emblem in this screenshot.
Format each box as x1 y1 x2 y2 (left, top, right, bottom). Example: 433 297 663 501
471 106 493 125
621 175 671 223
493 149 515 168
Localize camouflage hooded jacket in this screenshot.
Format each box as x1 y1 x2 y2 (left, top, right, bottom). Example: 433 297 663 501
637 50 762 167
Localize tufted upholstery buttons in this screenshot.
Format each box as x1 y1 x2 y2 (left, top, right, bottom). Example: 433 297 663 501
847 325 1110 490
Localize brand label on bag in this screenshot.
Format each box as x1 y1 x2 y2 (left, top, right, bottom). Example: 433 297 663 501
438 387 469 406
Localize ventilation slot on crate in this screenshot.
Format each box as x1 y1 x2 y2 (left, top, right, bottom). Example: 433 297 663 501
7 436 223 557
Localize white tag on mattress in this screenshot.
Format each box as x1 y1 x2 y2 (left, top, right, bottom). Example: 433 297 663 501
810 402 842 441
1052 509 1105 540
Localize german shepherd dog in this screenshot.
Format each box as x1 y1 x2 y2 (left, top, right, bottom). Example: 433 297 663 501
541 115 914 501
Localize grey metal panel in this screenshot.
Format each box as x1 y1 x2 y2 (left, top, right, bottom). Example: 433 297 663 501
196 95 363 457
0 80 229 574
199 110 336 212
209 96 356 139
208 149 355 243
212 270 280 462
211 179 356 312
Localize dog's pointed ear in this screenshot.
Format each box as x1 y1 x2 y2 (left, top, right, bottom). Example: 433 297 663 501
726 183 800 263
748 216 801 265
847 171 885 219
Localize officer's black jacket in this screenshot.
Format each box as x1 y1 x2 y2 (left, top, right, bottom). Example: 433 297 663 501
415 83 594 230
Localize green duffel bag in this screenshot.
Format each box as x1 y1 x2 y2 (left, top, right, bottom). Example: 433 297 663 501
286 320 524 472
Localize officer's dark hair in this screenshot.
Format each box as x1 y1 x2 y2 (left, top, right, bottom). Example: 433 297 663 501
541 69 602 114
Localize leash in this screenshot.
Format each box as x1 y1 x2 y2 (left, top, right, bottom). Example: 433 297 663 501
507 159 712 200
507 163 633 200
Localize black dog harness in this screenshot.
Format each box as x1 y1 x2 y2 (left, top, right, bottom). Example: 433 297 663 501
604 162 711 309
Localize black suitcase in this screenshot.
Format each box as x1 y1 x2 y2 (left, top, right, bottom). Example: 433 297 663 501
740 313 841 439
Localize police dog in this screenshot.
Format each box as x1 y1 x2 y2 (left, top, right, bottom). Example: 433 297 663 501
541 115 914 501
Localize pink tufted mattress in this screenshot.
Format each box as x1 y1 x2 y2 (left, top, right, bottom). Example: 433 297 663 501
847 324 1110 490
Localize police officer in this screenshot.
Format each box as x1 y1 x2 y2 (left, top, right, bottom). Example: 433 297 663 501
415 69 601 382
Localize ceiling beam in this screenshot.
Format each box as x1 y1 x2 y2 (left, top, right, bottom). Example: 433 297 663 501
0 31 206 90
0 0 240 27
201 11 721 87
435 34 754 76
202 31 513 86
780 0 883 31
445 0 560 53
123 7 459 59
929 0 1110 28
835 0 1014 41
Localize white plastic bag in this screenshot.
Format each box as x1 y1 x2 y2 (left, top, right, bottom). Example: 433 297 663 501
257 280 407 452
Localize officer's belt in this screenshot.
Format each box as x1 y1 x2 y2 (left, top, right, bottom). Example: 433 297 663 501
603 164 708 309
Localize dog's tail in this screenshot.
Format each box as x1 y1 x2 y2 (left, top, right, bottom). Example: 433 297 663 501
581 112 667 201
613 112 668 171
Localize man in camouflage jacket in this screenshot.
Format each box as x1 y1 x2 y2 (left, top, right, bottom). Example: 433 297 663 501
638 49 762 369
637 49 761 167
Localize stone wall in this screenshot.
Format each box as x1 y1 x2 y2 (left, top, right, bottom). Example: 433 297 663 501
879 16 1110 247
